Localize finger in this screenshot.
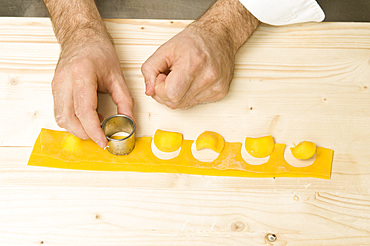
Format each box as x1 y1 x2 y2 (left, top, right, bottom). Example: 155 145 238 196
151 73 167 99
63 115 90 139
52 78 89 139
98 113 104 123
154 70 212 109
141 51 171 96
108 75 135 120
183 83 229 109
154 65 194 104
151 95 178 109
73 77 107 148
171 75 213 108
154 80 227 110
173 66 228 108
55 105 90 139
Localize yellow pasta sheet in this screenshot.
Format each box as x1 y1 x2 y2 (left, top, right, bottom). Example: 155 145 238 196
28 129 333 179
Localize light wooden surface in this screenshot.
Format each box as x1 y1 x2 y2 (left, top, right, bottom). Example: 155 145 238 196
0 17 369 245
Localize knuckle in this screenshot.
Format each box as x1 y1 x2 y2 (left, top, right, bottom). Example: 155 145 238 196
51 76 63 94
125 97 135 111
74 103 87 119
204 69 218 84
70 59 90 75
140 62 149 74
191 58 202 69
112 74 125 84
55 114 68 128
71 65 83 77
74 108 86 119
168 95 181 104
187 52 206 72
177 104 188 110
212 82 225 93
169 105 179 110
194 52 206 65
216 86 229 99
166 101 179 110
189 57 204 72
51 83 58 96
128 96 134 108
166 90 182 103
181 102 195 109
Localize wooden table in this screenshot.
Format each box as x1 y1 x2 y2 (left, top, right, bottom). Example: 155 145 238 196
0 18 369 245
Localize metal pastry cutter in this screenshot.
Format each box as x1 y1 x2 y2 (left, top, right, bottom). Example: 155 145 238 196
101 114 136 155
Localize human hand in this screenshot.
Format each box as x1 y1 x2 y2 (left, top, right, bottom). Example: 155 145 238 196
52 35 134 148
141 0 259 109
141 25 235 109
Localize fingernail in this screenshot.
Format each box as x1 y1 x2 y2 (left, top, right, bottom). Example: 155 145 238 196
96 141 107 149
145 80 150 93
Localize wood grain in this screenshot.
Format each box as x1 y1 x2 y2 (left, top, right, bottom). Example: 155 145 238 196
0 17 369 245
1 185 369 245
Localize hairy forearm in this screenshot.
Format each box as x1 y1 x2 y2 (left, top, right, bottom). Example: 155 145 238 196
43 0 109 51
192 0 259 54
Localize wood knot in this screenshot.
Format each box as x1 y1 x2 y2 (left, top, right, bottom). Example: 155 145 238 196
141 27 145 30
230 221 245 232
40 241 44 245
266 233 277 242
32 110 39 119
95 214 101 219
9 77 18 86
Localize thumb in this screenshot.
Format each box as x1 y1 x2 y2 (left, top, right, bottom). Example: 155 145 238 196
108 75 135 120
154 66 193 103
153 73 168 99
141 50 171 96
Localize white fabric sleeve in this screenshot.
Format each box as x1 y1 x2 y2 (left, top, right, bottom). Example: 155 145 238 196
238 0 325 26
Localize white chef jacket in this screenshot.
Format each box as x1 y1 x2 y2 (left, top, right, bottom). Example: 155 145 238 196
239 0 325 26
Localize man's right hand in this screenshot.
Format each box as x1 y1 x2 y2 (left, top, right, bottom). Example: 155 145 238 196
44 0 134 148
52 35 134 149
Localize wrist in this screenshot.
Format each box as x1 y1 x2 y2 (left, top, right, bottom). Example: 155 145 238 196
191 0 259 54
60 22 112 54
44 0 111 53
